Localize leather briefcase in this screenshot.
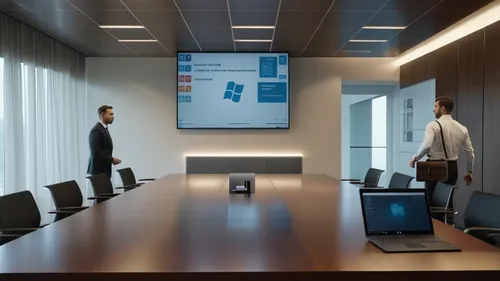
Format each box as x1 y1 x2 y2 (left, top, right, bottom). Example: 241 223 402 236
416 160 448 182
415 120 449 182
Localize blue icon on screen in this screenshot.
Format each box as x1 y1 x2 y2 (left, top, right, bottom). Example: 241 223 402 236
179 95 185 102
185 96 191 103
178 54 185 61
223 81 244 103
185 65 192 72
178 65 185 72
186 54 191 61
390 204 405 217
279 55 287 65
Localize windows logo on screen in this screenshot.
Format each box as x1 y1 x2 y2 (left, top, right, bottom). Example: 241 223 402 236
390 204 405 217
223 81 244 103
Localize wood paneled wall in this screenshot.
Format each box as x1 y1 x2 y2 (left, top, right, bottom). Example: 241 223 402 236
400 20 500 224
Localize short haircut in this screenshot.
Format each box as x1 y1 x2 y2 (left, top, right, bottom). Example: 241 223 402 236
98 105 113 117
435 96 454 113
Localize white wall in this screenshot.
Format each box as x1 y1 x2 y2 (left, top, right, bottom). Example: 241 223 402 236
86 57 398 180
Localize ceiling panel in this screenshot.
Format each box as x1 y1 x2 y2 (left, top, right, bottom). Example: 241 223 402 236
331 0 389 11
281 0 334 11
235 42 271 52
367 10 425 26
81 10 141 26
0 0 495 57
122 0 177 11
230 0 280 11
67 0 127 11
271 10 327 55
302 10 376 56
342 41 382 51
176 0 227 11
233 29 274 40
182 11 230 27
106 29 154 40
13 0 72 9
230 11 277 26
352 29 399 41
123 42 170 56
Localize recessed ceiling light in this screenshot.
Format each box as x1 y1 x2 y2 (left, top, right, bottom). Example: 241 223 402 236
118 39 158 43
342 50 371 53
362 26 406 30
99 25 145 29
394 0 500 66
234 39 273 42
232 26 275 29
349 39 387 43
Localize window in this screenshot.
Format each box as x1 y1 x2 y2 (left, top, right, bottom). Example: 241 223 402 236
0 58 4 195
371 95 387 174
403 98 413 142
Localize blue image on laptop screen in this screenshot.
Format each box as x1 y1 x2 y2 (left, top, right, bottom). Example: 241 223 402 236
362 191 432 235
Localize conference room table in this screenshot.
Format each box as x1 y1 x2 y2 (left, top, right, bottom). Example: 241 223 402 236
0 174 499 281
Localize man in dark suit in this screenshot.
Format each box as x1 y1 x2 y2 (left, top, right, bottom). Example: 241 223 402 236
87 105 121 178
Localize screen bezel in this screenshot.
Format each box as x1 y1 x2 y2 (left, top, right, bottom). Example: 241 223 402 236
359 188 435 236
176 51 291 130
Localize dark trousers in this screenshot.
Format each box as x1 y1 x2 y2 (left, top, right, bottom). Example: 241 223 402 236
425 160 458 203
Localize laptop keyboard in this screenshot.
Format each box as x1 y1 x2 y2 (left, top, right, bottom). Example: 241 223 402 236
375 235 442 244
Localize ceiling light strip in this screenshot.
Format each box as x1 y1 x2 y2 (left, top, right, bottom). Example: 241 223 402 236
362 26 406 30
234 39 273 42
118 39 158 43
394 0 500 66
99 25 144 29
232 25 275 29
349 39 387 43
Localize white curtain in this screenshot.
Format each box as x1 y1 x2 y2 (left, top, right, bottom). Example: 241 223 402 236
0 13 86 222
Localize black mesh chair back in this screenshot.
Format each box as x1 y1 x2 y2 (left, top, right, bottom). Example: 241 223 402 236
431 182 456 209
87 174 114 195
387 172 414 189
0 191 41 234
464 191 500 228
45 180 83 210
117 167 137 186
364 168 384 187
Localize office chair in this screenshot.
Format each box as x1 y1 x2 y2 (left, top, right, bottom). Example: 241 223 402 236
387 172 414 189
463 191 500 248
44 180 89 221
342 168 384 187
0 190 71 245
429 182 457 225
116 167 155 190
86 174 122 204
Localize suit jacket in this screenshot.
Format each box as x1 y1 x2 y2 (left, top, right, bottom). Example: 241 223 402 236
87 122 113 178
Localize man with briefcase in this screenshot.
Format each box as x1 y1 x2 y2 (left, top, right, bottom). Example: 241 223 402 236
408 96 475 202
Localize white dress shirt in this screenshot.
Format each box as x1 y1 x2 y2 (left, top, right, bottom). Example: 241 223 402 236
414 115 475 173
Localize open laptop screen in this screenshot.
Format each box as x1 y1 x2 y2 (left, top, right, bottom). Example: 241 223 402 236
360 189 433 236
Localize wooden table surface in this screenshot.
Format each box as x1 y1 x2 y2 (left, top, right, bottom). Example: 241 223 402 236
0 174 499 280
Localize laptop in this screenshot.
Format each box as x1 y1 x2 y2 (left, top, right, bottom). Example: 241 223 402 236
359 188 461 253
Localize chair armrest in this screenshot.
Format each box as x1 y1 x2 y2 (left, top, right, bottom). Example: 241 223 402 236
464 227 500 234
48 210 79 215
341 178 360 182
116 184 140 189
99 193 120 197
0 228 40 235
59 206 89 212
138 178 155 182
87 195 114 200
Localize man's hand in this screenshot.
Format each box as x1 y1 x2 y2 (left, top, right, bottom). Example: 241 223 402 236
464 173 473 186
408 156 418 168
112 157 122 165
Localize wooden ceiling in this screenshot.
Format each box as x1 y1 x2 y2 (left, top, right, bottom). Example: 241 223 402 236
0 0 494 57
